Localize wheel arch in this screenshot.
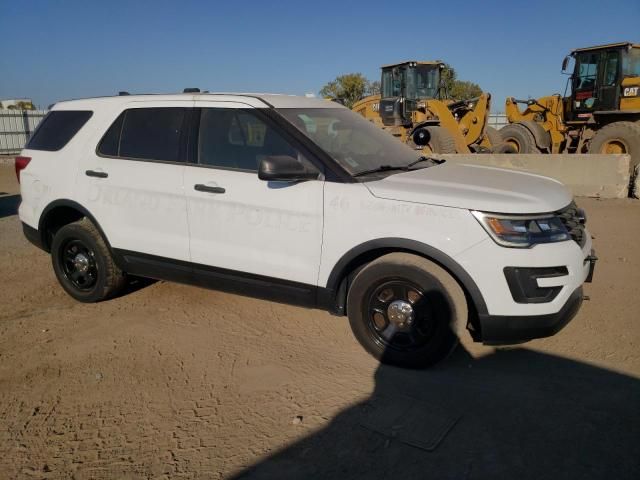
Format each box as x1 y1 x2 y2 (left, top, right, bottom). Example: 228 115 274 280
38 199 114 256
323 238 488 338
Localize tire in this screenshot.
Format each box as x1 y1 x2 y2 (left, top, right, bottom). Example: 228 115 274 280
484 126 504 146
500 123 540 153
490 143 518 154
346 253 467 369
588 121 640 169
412 126 457 153
483 126 517 153
51 217 126 302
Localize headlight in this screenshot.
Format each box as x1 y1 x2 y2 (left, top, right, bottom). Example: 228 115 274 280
471 211 570 248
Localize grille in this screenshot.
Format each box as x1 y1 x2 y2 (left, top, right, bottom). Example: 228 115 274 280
556 202 586 247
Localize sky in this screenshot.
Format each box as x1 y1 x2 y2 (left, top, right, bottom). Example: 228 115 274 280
1 0 638 111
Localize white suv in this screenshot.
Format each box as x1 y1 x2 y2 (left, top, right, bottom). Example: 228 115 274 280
16 92 596 368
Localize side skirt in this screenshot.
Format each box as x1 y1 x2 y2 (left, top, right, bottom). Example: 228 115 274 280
112 249 336 311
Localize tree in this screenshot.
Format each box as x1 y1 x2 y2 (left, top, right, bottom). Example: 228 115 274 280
320 73 370 109
5 101 35 110
366 80 381 96
17 101 35 110
440 64 483 101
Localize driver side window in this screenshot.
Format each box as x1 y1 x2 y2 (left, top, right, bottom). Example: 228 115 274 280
198 108 306 172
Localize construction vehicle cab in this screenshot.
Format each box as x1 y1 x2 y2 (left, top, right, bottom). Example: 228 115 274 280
378 61 444 127
352 60 508 154
564 42 640 120
504 42 640 169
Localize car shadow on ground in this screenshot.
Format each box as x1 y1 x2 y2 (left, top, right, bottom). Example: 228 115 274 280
0 194 20 219
120 275 157 296
232 346 640 480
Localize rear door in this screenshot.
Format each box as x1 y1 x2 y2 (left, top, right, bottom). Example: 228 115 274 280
75 101 192 262
184 102 324 288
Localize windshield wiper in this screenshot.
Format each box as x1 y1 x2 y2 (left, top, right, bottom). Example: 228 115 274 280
353 157 446 178
407 156 446 169
353 165 410 177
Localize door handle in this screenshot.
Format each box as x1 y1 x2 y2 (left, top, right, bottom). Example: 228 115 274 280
86 170 108 178
194 184 225 194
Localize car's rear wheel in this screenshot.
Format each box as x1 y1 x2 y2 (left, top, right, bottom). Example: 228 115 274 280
51 218 126 302
346 253 467 368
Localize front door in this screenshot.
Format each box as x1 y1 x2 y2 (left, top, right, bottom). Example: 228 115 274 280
184 102 324 293
572 51 601 119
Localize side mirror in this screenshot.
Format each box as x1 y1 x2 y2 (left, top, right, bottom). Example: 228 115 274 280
258 155 320 182
561 55 570 73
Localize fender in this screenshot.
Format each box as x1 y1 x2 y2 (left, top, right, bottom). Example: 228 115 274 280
324 238 489 321
518 120 552 151
37 199 117 260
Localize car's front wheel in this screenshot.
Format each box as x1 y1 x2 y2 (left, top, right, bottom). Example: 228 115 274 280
51 218 126 302
346 253 467 368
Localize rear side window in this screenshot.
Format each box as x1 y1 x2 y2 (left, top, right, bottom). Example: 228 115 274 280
98 108 187 162
27 111 93 151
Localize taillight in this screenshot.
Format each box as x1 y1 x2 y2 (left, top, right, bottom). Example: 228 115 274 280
15 156 31 183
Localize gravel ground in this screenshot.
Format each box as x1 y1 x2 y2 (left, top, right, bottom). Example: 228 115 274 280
0 164 638 479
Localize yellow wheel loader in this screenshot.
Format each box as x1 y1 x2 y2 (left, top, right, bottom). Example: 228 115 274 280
503 42 640 168
352 61 510 154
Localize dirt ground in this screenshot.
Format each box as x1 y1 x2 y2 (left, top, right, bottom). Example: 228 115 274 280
0 163 638 479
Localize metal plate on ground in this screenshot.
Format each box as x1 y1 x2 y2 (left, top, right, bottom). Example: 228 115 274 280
359 394 461 452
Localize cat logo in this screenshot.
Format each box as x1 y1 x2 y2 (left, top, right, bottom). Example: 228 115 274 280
623 86 639 97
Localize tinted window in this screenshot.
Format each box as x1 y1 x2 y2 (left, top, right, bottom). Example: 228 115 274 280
27 111 92 151
198 109 300 171
97 112 124 156
115 108 186 162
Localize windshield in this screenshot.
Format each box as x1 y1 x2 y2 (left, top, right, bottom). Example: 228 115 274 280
381 65 440 100
277 108 421 176
407 65 440 100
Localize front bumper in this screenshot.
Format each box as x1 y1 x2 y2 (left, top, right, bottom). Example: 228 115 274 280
478 286 584 344
477 247 596 344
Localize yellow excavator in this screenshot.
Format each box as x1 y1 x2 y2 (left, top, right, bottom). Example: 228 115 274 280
352 61 510 153
503 42 640 168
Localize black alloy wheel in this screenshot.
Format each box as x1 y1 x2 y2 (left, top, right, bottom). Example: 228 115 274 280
366 280 434 352
58 238 99 291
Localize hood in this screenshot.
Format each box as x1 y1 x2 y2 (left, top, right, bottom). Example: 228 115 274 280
364 162 572 214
